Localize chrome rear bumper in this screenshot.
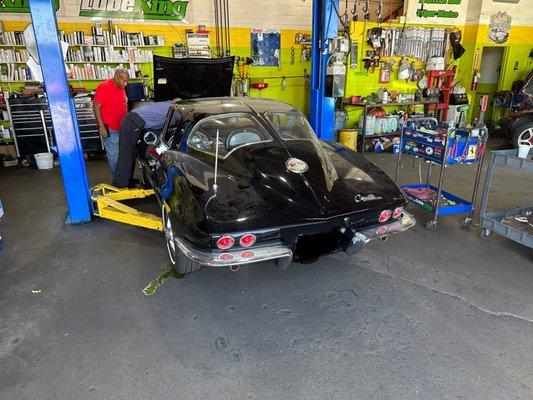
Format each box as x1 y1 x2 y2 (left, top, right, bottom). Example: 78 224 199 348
175 238 293 267
350 211 416 245
174 211 415 268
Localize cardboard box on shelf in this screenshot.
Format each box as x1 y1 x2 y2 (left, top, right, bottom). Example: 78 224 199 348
21 86 44 98
0 144 17 160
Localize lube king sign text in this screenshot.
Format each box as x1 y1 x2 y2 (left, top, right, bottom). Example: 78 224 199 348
79 0 189 21
0 0 59 13
416 0 461 19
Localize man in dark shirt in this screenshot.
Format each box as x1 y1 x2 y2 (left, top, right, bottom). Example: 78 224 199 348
113 99 179 188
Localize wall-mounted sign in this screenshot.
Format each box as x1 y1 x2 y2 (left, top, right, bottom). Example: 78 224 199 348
416 0 460 19
0 0 59 13
79 0 189 21
489 11 512 44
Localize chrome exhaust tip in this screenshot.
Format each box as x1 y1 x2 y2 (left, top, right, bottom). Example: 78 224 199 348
229 265 240 272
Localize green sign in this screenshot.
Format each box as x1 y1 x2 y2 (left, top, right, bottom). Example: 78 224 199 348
79 0 189 21
418 0 461 3
416 9 459 18
416 0 460 18
0 0 60 13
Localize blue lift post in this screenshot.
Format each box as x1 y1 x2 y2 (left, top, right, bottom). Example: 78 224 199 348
310 0 339 141
28 0 92 223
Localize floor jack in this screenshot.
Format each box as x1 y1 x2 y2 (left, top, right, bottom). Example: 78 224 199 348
91 184 163 231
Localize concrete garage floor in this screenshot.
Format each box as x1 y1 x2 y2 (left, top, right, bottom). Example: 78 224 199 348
0 144 532 400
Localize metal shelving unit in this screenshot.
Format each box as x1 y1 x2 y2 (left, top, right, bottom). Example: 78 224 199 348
66 61 151 64
65 44 166 48
479 149 533 248
342 100 438 153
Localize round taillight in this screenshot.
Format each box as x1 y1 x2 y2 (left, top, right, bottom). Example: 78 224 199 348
393 207 404 219
376 225 388 235
378 210 392 223
216 235 235 250
218 253 235 262
240 250 255 259
239 233 256 247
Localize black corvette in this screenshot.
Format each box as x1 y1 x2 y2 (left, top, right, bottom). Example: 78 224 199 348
138 97 415 274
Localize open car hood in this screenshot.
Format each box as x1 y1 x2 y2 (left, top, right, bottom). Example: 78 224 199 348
153 56 235 101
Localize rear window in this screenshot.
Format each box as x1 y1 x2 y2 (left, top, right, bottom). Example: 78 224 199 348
187 114 271 158
265 111 317 141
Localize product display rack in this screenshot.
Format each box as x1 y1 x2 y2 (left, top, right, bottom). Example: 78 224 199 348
479 149 533 248
342 100 438 154
395 119 488 230
1 22 168 84
0 22 168 143
2 61 152 64
2 78 143 83
66 44 166 48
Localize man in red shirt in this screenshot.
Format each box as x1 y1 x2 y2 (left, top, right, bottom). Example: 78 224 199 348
93 68 129 177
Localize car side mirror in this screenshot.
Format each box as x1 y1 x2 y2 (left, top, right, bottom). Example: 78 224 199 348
143 131 159 146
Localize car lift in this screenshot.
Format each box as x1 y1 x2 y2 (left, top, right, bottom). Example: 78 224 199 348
29 0 337 229
91 184 163 231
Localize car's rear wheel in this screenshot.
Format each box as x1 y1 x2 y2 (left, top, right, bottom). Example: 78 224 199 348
162 204 201 274
512 121 533 149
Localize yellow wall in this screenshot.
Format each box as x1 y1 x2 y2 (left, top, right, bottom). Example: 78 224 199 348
457 24 533 122
1 20 311 112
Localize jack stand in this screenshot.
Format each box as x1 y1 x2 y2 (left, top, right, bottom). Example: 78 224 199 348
91 184 163 231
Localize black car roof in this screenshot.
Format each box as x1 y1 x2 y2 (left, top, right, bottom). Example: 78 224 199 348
172 97 297 122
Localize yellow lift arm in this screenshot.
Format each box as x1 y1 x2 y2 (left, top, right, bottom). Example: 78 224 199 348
91 184 163 231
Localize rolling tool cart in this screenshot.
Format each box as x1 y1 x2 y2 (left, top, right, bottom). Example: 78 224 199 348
395 117 488 230
479 149 533 248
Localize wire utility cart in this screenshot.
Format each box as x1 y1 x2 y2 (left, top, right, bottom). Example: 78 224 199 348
395 118 488 230
479 149 533 248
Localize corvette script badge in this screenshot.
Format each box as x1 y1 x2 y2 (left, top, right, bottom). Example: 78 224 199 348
355 194 382 202
286 158 308 174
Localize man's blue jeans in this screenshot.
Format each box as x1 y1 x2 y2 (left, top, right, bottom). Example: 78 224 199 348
103 129 119 176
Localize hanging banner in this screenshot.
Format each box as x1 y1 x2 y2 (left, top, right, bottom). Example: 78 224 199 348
0 0 59 13
79 0 189 21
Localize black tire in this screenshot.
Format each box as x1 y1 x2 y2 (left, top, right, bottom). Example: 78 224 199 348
175 252 202 274
162 204 201 274
512 121 533 149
